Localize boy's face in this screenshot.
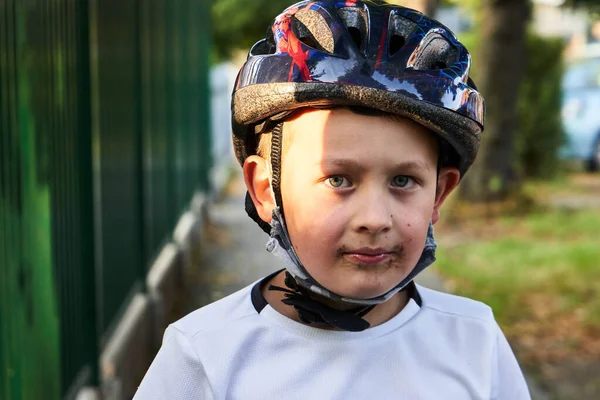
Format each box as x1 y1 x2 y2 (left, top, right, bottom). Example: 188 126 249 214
246 108 459 300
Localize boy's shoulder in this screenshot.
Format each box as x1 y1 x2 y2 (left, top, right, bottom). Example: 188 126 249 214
171 282 258 338
417 285 495 323
416 284 495 323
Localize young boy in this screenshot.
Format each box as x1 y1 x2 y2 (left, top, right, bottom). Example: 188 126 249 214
135 1 531 398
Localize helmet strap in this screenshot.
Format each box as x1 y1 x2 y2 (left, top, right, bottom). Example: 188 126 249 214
245 192 272 234
243 120 286 235
268 271 376 332
270 121 285 212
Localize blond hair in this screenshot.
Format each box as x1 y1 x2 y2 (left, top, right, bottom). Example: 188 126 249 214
256 124 293 164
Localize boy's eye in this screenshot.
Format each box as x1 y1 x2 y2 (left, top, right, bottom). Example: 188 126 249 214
392 175 415 188
326 175 350 188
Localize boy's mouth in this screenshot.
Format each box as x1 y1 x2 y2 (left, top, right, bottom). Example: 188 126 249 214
341 247 397 265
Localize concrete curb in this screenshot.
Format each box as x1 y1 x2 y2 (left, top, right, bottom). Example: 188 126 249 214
75 387 101 400
100 294 152 400
146 243 181 353
78 192 209 400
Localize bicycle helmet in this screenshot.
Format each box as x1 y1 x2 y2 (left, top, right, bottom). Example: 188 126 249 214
233 0 484 175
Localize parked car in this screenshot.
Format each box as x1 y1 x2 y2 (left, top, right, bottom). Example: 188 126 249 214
561 55 600 171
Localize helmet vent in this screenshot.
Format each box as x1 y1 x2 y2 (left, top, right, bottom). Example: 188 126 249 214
432 61 447 70
337 7 368 52
410 33 458 71
297 31 319 49
388 12 416 55
347 26 364 50
249 30 276 56
388 34 405 56
292 10 335 53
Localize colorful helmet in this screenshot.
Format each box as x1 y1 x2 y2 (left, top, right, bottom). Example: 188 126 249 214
232 0 485 177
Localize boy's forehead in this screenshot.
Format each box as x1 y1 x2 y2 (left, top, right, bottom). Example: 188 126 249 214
286 108 433 136
284 108 438 164
284 108 332 132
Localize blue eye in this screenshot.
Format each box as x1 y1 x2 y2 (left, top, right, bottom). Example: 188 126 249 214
327 175 350 188
392 175 414 188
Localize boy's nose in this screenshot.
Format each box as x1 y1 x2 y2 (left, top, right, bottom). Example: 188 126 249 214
352 193 393 235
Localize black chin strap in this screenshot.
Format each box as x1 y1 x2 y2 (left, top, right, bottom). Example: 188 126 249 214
268 271 376 332
245 192 271 234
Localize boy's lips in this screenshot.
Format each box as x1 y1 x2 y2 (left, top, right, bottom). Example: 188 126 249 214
342 247 396 265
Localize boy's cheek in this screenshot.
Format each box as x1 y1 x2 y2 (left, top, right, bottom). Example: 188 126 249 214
285 188 344 223
288 208 345 247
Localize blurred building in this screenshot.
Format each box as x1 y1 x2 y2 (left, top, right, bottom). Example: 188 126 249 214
531 0 597 59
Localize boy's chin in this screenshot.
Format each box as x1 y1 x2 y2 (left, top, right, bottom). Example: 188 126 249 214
327 270 410 300
304 263 412 301
326 283 398 301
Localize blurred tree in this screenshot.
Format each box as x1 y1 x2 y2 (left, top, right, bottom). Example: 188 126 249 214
452 1 566 182
516 35 565 179
568 0 600 17
458 0 532 202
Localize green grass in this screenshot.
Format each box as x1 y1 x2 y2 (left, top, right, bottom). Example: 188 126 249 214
436 209 600 329
519 209 600 240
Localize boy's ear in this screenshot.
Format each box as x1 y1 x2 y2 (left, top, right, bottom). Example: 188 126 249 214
432 166 460 225
243 155 275 224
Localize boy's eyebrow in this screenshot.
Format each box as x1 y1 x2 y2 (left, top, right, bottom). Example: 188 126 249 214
320 158 431 172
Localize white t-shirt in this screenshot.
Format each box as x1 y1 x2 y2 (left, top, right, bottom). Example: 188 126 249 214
135 271 530 400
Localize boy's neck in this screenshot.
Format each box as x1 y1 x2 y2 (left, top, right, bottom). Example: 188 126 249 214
261 270 409 330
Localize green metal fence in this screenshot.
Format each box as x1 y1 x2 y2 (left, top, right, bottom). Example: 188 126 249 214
0 0 212 398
